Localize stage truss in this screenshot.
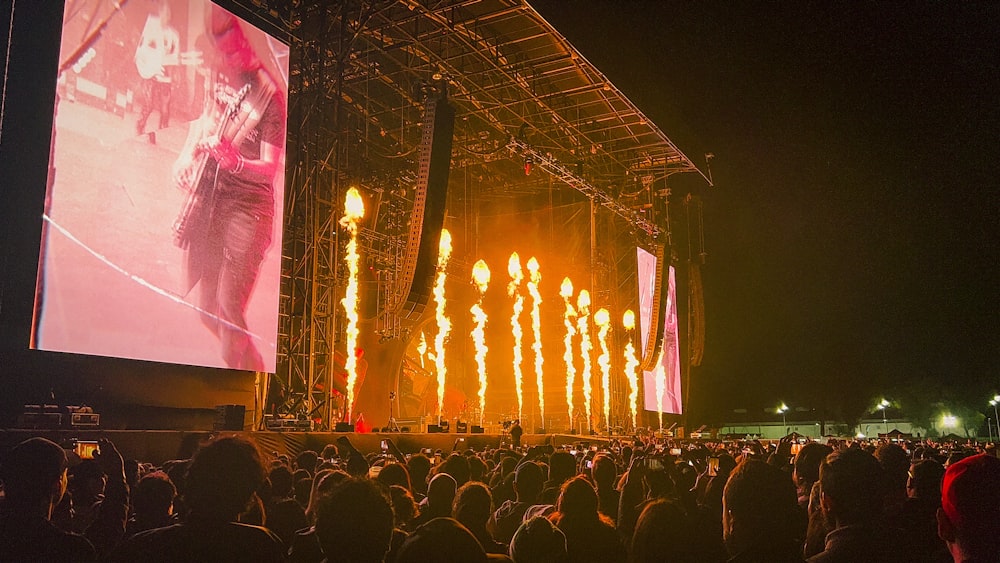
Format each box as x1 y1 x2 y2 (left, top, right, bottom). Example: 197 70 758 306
243 0 711 429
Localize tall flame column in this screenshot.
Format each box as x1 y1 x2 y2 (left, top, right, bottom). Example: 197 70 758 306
560 278 578 430
432 229 453 421
470 260 490 427
594 308 611 433
526 257 545 429
622 310 640 431
339 187 365 423
576 290 592 433
508 253 525 422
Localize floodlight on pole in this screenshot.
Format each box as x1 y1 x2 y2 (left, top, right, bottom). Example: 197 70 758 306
989 398 999 442
878 399 890 436
777 403 788 431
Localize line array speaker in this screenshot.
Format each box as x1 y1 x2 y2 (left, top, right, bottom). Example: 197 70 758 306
393 88 455 320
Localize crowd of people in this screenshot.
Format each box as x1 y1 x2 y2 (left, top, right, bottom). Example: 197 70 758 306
1 432 998 562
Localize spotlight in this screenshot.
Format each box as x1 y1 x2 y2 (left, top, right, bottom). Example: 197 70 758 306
524 155 533 176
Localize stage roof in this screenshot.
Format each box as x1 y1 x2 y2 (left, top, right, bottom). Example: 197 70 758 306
287 0 710 236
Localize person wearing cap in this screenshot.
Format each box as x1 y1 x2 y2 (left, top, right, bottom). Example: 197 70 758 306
0 437 97 561
936 453 1000 562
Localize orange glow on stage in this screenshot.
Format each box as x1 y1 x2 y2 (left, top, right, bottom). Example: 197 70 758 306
433 229 453 420
339 187 365 423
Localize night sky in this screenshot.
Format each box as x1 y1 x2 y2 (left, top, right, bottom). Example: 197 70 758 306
532 1 999 424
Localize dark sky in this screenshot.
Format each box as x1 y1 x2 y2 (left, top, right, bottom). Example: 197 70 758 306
532 1 1000 422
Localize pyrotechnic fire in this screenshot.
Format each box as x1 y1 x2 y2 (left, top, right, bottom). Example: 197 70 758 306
576 289 592 431
594 308 611 432
654 348 666 431
339 187 364 423
471 259 490 426
508 252 525 422
526 257 545 428
560 278 577 429
417 332 427 369
622 310 640 431
433 229 453 420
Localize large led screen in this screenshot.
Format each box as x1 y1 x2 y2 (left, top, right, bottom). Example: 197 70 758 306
32 1 289 372
637 248 682 415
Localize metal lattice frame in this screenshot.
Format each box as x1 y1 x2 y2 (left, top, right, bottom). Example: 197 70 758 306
258 0 712 427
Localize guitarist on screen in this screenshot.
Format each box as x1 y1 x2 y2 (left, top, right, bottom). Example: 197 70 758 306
171 7 285 372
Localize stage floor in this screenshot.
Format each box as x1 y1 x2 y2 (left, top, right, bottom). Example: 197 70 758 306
0 429 610 465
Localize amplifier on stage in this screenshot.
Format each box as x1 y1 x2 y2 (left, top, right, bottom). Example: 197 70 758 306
214 405 246 431
16 404 62 429
264 414 313 432
456 421 468 433
67 406 100 428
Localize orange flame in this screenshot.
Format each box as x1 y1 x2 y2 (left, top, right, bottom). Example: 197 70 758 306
508 252 525 422
560 278 577 429
433 229 453 420
470 259 490 426
339 187 364 423
594 308 611 432
576 289 592 431
622 310 640 431
526 257 545 428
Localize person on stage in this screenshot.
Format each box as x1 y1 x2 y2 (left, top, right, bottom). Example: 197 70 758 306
134 2 180 141
171 7 285 371
510 420 524 449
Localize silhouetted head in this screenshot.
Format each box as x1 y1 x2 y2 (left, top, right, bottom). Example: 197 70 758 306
133 471 176 519
631 498 697 563
183 436 266 521
723 459 801 556
315 478 394 563
395 517 487 563
509 515 567 563
452 481 493 531
0 437 68 510
819 448 885 526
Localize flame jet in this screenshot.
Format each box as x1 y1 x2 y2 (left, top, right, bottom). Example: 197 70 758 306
470 260 490 426
576 290 592 432
508 253 525 422
432 229 453 420
560 278 577 429
622 310 640 431
338 187 364 423
526 257 545 428
594 308 611 432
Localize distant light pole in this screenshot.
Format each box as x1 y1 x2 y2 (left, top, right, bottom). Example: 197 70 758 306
989 396 999 442
878 399 890 436
777 403 788 434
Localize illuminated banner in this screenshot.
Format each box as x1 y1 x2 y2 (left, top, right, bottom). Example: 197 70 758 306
639 258 682 415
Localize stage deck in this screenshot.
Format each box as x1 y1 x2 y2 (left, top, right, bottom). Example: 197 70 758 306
0 430 612 465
